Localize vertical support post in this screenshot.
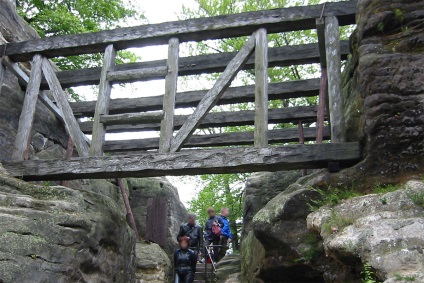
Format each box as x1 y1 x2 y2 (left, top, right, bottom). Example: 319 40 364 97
60 137 74 187
159 38 179 152
41 58 90 157
90 44 116 156
298 121 307 176
316 18 328 144
117 178 140 240
325 16 345 143
11 54 43 161
254 28 268 148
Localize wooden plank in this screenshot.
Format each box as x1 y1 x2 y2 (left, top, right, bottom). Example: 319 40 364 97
107 66 167 83
4 1 357 61
104 127 331 152
90 45 116 157
316 18 327 68
60 137 74 187
42 41 350 89
146 196 167 246
298 121 308 176
100 111 164 126
325 16 345 143
2 143 361 180
79 106 321 133
159 38 179 152
11 55 43 161
170 33 256 152
254 28 268 148
316 68 328 144
117 178 140 240
2 57 65 123
41 58 90 157
71 79 320 118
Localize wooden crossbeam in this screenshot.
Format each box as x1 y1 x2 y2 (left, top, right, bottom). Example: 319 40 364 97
254 28 269 148
71 79 320 118
169 33 256 152
90 45 116 157
104 127 331 152
11 55 43 161
3 143 361 180
100 111 164 126
159 38 179 153
40 41 350 89
107 66 167 83
325 16 346 142
1 1 357 62
41 58 90 157
79 106 320 134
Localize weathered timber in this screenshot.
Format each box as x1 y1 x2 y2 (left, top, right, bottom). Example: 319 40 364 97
316 18 327 68
107 66 167 83
298 121 308 176
254 28 268 148
159 38 179 152
79 106 320 134
41 58 90 157
11 55 43 161
41 41 349 88
100 111 164 126
170 33 256 152
90 45 116 157
117 178 140 239
60 137 74 187
104 127 331 152
2 143 361 180
71 79 320 118
2 57 65 123
316 68 328 144
3 1 357 61
325 16 345 142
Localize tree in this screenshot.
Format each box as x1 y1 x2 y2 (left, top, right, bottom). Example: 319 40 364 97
16 0 143 70
188 174 248 251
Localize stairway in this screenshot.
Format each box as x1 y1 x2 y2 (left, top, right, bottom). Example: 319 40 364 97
194 262 214 283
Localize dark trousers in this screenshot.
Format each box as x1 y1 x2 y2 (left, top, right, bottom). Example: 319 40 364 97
217 235 229 262
204 237 220 262
174 272 194 283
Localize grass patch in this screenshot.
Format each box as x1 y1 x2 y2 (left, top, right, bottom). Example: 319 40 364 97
394 273 416 281
322 210 355 235
407 191 424 208
372 184 401 194
362 262 382 283
296 233 322 263
308 186 362 211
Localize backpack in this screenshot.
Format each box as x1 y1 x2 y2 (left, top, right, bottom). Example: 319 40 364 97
211 219 222 236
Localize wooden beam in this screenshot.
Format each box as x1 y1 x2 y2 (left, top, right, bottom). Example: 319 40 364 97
325 16 345 142
41 41 350 89
107 66 167 83
159 38 179 152
316 18 327 68
0 57 4 96
41 58 90 157
254 28 268 148
3 1 357 61
11 55 43 161
316 68 328 144
3 143 361 180
104 127 331 152
71 79 321 118
79 106 321 134
90 45 116 157
2 57 65 123
100 111 164 126
170 33 256 152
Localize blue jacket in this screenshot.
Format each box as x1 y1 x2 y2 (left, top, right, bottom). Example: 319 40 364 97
221 216 232 239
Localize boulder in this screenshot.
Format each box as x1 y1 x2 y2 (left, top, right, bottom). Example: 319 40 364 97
215 254 242 283
134 242 172 283
128 178 187 257
308 180 424 283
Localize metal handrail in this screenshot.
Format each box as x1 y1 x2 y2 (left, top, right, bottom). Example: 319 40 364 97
203 244 222 282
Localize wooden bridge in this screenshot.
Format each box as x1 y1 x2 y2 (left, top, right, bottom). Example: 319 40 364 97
0 0 360 181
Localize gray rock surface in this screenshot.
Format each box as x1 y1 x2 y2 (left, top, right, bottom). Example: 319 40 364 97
134 242 172 283
215 254 242 283
128 178 187 257
308 180 424 283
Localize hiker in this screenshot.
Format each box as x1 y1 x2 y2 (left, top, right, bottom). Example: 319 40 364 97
204 207 224 262
177 213 203 260
174 236 197 283
217 207 232 262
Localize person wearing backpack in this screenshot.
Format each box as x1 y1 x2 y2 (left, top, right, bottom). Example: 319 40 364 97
217 207 232 262
204 207 224 262
177 213 203 260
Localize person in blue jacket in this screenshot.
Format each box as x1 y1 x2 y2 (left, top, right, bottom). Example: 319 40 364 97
217 207 232 262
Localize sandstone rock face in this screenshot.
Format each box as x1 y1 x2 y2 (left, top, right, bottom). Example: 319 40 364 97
0 0 68 161
128 178 187 257
342 0 424 183
134 242 172 283
215 254 242 283
0 169 136 283
308 180 424 283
